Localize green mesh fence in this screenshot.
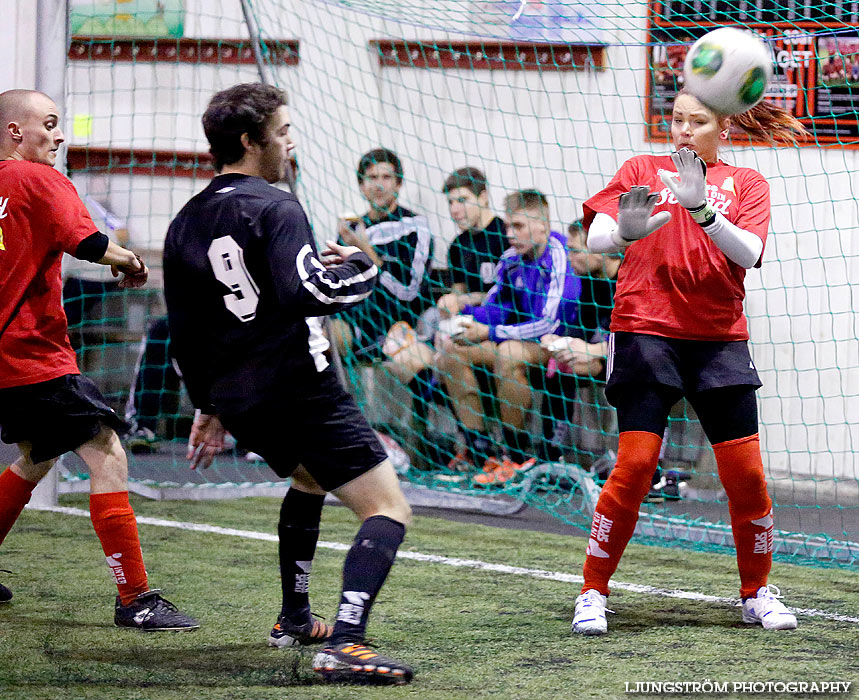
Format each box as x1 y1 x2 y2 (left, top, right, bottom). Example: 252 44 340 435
62 0 858 566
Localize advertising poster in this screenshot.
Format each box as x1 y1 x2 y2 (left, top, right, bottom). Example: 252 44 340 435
648 0 859 146
469 1 607 43
71 0 185 38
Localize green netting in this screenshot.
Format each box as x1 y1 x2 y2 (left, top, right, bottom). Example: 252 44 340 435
63 0 858 567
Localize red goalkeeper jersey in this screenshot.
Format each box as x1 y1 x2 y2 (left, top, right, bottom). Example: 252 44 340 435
583 154 770 341
0 161 98 389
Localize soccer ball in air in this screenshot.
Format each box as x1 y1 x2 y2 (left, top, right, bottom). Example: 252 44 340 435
683 27 773 115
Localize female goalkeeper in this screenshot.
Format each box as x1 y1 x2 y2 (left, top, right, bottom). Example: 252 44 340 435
572 91 807 635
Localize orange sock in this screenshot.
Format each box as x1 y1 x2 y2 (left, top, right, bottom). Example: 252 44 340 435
582 431 663 595
0 467 38 546
89 492 149 604
712 434 773 599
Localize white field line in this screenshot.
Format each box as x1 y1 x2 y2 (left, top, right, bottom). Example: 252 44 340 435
43 506 859 624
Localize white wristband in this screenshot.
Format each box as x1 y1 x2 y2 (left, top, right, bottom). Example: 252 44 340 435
587 213 630 253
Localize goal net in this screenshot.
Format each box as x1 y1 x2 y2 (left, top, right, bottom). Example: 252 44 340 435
61 0 858 566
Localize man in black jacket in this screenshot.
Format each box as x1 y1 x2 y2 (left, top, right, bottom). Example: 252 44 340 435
163 83 413 685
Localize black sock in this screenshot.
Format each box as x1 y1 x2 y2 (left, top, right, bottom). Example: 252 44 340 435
502 426 533 464
463 428 495 465
278 488 325 621
329 515 406 645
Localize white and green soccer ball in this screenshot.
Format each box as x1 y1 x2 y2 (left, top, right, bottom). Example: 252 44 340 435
683 27 773 116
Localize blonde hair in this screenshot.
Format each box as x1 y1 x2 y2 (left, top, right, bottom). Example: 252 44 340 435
504 188 548 214
504 189 550 228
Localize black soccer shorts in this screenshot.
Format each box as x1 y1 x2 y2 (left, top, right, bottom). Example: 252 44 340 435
219 369 388 492
0 374 129 463
605 331 762 407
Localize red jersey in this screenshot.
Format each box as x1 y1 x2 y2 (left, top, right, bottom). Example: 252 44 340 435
583 154 770 341
0 161 98 389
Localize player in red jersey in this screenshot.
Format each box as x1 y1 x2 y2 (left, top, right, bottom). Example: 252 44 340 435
571 91 808 635
0 89 197 630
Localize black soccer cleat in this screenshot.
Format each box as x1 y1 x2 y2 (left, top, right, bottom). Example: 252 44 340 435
0 582 11 603
268 610 332 647
646 473 687 502
313 642 413 685
114 589 199 631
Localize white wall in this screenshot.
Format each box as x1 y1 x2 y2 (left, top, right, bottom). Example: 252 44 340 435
0 0 38 91
6 0 859 479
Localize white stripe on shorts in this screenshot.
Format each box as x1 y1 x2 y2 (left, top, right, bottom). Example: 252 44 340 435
606 332 615 382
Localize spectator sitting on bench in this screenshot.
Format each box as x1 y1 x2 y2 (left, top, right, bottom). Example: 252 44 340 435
542 222 687 500
329 148 434 364
436 189 582 486
328 148 436 426
408 166 509 457
541 219 619 379
436 167 508 319
540 219 619 463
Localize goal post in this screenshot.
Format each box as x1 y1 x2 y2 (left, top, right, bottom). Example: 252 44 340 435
27 0 71 510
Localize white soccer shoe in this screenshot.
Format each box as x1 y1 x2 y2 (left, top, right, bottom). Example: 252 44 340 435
741 585 798 630
572 589 611 635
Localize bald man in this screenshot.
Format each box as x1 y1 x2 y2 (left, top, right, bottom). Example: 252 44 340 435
0 90 197 630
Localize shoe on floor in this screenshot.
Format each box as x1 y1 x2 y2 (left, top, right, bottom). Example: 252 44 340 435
446 449 473 472
572 588 610 635
0 582 11 603
473 457 537 486
313 642 413 685
114 589 199 631
741 585 798 630
125 427 161 454
646 473 687 502
268 610 332 647
434 450 479 483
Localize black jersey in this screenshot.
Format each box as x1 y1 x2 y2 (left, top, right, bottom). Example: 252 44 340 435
447 216 507 294
356 205 434 322
573 275 616 343
163 173 378 415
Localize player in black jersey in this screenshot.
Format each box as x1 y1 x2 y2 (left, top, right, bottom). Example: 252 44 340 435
163 83 413 685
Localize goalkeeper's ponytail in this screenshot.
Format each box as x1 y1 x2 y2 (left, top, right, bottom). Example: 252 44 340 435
730 101 809 146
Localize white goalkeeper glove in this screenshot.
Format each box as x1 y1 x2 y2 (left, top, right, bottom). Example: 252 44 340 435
615 186 672 244
659 147 716 225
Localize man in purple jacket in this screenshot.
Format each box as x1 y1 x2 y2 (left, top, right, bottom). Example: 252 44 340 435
437 189 582 484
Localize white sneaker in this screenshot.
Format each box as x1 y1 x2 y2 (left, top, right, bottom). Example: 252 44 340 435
741 585 798 630
572 589 610 635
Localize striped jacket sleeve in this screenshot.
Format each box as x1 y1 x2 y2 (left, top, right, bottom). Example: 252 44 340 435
489 237 568 342
265 199 378 316
371 215 432 302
